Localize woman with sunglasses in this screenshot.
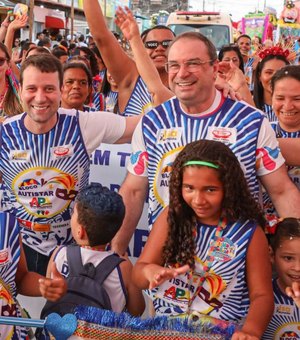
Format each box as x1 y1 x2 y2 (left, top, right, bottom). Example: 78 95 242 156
83 0 174 116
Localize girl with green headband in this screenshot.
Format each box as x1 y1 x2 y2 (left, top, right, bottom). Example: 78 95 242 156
132 139 273 340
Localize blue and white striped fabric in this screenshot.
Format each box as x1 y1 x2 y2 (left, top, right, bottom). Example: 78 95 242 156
263 103 278 123
262 279 300 339
154 220 256 321
128 96 283 229
121 76 152 117
0 110 90 256
0 212 27 339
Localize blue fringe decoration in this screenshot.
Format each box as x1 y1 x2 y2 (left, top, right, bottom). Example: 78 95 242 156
74 306 237 340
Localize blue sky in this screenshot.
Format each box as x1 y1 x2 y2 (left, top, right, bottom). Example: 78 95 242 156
188 0 285 21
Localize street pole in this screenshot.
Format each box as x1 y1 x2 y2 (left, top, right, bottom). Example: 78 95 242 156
203 0 205 11
29 0 34 41
71 0 74 42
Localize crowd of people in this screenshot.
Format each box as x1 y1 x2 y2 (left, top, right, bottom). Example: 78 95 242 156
0 1 299 339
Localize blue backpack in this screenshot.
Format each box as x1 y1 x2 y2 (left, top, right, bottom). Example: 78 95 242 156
41 245 124 318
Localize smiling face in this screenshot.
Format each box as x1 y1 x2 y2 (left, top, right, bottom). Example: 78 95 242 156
272 77 300 132
21 66 61 134
167 37 218 113
181 166 224 225
61 67 91 110
144 28 175 72
273 237 300 293
259 58 288 97
237 36 251 56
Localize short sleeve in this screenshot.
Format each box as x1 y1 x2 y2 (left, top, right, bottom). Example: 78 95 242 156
79 110 126 155
127 119 148 177
256 118 285 177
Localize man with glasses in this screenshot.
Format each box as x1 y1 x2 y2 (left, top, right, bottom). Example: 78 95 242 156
113 32 300 255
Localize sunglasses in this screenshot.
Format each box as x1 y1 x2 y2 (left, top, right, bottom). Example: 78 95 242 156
144 40 172 49
0 57 7 66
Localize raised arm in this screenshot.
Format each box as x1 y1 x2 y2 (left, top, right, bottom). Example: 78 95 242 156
115 6 172 106
4 15 28 81
83 0 138 89
4 14 27 56
0 15 9 42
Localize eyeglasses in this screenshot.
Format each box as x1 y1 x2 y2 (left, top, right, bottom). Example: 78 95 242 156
0 57 8 66
165 58 214 74
144 40 172 49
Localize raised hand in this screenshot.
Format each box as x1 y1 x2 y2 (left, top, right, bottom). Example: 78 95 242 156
144 264 190 289
39 262 67 302
286 282 300 308
8 14 28 31
218 60 247 92
115 6 139 42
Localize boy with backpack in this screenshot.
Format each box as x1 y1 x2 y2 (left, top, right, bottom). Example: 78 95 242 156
41 183 145 318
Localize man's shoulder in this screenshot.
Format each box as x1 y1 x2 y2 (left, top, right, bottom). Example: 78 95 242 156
2 112 25 126
224 98 264 116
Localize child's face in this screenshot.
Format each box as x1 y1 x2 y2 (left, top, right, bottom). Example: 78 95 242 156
273 237 300 292
181 166 224 225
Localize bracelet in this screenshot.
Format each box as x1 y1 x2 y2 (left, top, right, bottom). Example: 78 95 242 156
1 23 9 28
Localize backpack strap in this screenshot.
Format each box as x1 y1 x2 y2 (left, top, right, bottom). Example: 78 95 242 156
66 245 84 276
94 254 124 285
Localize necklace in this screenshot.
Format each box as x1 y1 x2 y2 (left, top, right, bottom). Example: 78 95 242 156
187 217 227 310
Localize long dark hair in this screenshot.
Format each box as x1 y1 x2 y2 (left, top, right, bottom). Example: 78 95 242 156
253 54 289 110
163 140 265 269
218 45 244 73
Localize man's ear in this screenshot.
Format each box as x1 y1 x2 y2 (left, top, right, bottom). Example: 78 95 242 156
78 224 87 240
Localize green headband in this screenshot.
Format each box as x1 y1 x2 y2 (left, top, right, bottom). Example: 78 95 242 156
183 160 219 169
